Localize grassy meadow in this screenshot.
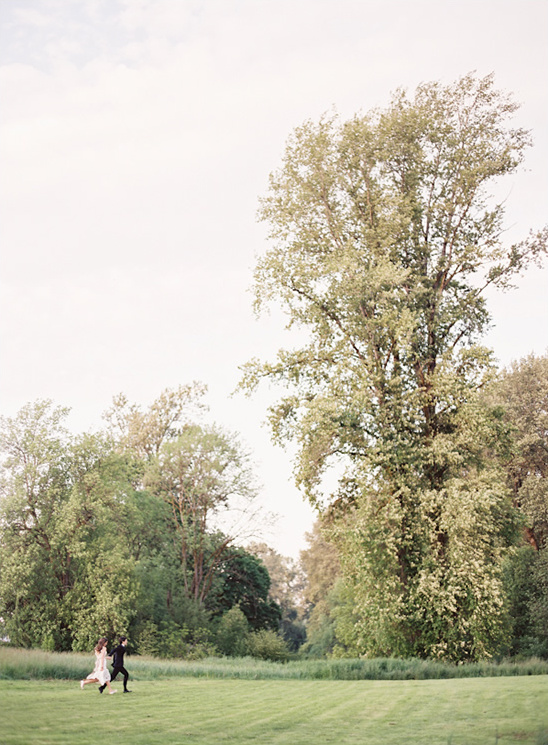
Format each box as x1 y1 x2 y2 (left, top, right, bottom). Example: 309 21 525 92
1 647 548 744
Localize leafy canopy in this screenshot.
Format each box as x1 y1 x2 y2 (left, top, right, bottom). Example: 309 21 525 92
242 73 547 660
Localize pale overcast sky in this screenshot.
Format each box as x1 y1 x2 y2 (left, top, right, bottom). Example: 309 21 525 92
1 0 547 557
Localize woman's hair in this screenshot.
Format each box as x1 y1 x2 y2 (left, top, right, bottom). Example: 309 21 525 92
95 637 108 653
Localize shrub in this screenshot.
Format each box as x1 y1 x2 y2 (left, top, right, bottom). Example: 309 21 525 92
215 606 250 657
247 630 290 662
134 621 217 660
134 621 160 656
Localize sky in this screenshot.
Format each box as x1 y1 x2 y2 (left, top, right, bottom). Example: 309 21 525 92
1 0 547 558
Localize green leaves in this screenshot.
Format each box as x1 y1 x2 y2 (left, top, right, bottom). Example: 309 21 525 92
0 390 270 654
244 73 547 660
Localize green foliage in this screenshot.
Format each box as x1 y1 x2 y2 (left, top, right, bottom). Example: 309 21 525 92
103 383 208 459
278 610 306 653
246 629 291 662
129 555 212 650
215 606 250 657
491 354 548 549
0 392 271 661
503 547 548 659
143 421 260 605
242 73 547 660
301 579 346 658
489 355 548 658
529 550 548 651
132 621 216 660
0 404 141 650
247 542 306 650
300 613 336 658
0 401 70 648
209 547 282 631
299 519 341 656
133 621 160 657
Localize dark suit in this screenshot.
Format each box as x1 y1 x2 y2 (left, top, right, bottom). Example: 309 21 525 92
109 643 129 691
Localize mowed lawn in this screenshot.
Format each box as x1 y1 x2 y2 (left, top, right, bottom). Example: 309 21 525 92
1 675 547 745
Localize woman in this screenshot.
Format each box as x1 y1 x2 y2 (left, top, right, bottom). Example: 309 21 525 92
80 637 117 694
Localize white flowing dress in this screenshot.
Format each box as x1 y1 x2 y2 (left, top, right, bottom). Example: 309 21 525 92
86 647 111 685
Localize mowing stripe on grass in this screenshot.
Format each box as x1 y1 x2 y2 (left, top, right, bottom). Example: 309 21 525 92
1 676 547 745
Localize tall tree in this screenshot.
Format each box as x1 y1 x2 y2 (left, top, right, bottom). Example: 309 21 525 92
241 74 547 660
0 401 70 647
0 402 139 650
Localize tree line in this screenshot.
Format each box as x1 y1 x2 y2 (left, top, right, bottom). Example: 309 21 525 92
0 387 297 659
1 356 546 662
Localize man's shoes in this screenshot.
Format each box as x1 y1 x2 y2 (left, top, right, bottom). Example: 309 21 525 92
98 685 106 694
123 689 132 693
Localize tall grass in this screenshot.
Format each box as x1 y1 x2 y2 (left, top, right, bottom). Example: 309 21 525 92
2 644 548 682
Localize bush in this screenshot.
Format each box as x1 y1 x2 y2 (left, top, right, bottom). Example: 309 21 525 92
247 630 290 662
134 621 160 656
133 620 217 660
215 606 250 657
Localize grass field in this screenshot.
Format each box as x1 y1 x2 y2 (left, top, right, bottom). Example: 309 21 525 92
1 675 548 745
1 648 547 744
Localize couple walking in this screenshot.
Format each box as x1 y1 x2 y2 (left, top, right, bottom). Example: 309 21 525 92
80 635 132 694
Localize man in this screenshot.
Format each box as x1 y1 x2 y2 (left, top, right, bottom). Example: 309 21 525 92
99 636 131 693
